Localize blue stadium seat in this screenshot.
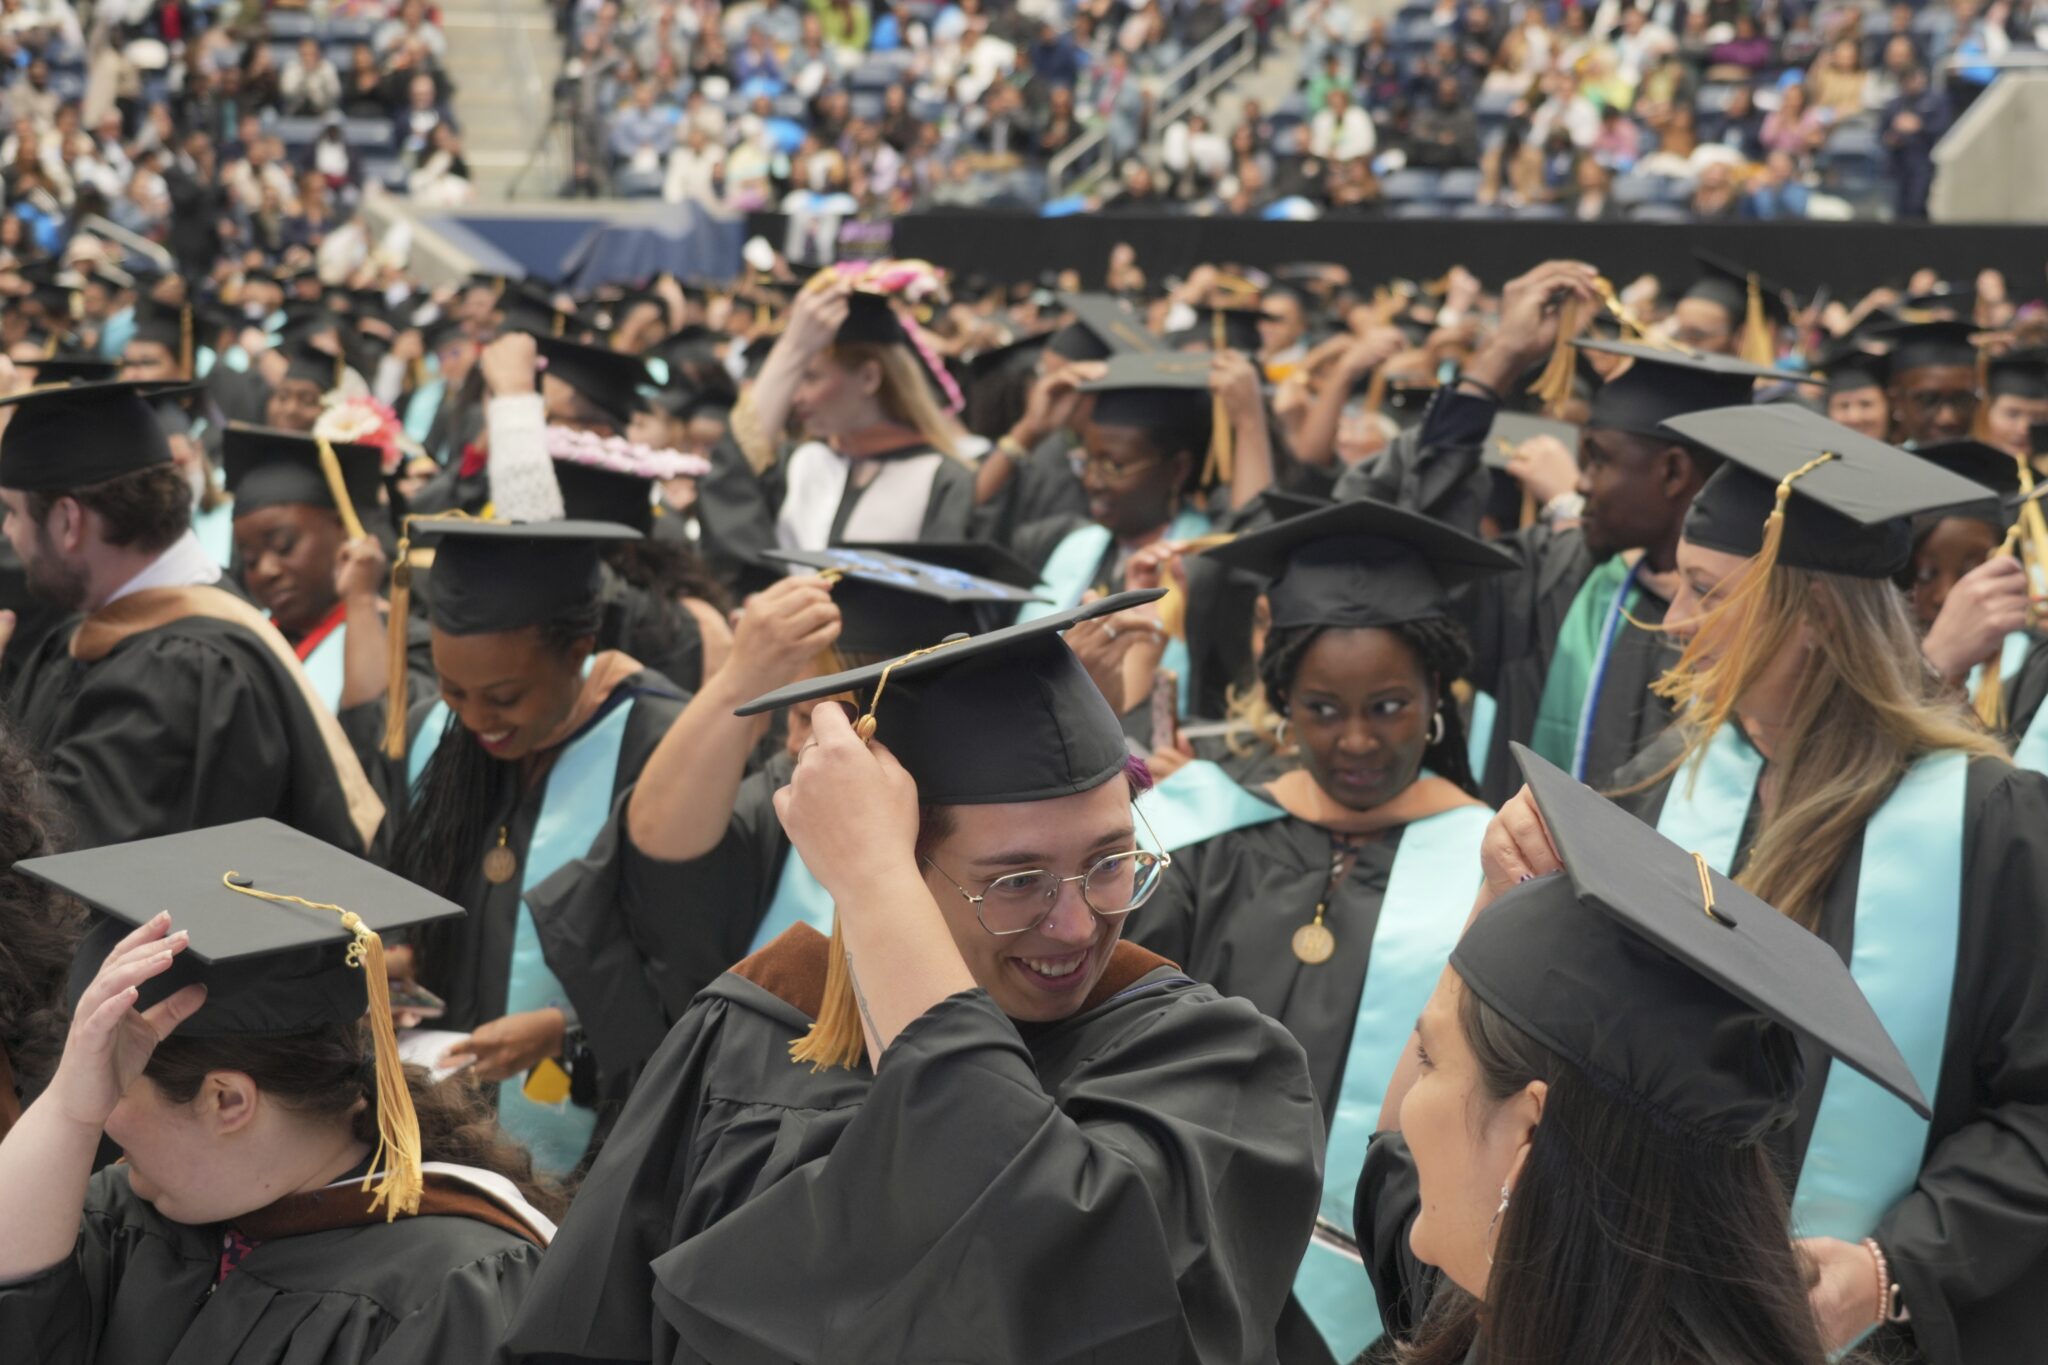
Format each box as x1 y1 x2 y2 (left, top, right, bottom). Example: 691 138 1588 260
1612 174 1662 205
1630 202 1692 221
1379 167 1441 201
266 11 318 40
1390 200 1444 219
343 117 395 151
615 165 665 198
328 16 377 44
1451 201 1510 219
1514 203 1568 220
850 91 884 122
1696 83 1742 116
1436 167 1481 201
274 115 325 149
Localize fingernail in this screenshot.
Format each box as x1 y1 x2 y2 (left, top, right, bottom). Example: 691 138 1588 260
1518 873 1534 883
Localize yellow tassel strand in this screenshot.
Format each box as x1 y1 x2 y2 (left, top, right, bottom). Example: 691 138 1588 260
219 874 424 1220
1206 308 1235 488
315 436 369 543
179 302 193 381
382 534 413 762
1973 521 2025 730
1530 296 1587 418
1739 274 1776 368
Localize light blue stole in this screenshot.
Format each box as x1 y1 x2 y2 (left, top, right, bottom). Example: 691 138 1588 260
1971 632 2048 773
192 498 235 570
1019 509 1213 714
1465 690 1497 778
404 376 447 446
748 850 835 953
407 673 634 1173
297 620 347 713
1137 757 1285 852
1656 725 1963 1243
1293 801 1491 1360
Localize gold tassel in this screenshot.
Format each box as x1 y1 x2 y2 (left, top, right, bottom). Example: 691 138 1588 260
1739 274 1775 368
1529 296 1586 418
1973 521 2025 730
179 302 193 380
1971 345 1994 442
315 436 368 543
219 874 424 1220
1207 308 1234 487
383 533 413 762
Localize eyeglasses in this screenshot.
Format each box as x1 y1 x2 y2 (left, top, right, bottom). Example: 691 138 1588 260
1079 455 1165 484
925 807 1173 937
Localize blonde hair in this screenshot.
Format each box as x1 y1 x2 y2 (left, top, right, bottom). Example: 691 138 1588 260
830 341 961 462
1643 561 2003 928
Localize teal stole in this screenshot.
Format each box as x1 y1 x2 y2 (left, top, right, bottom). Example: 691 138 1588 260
749 850 835 952
1655 726 1963 1242
1465 690 1497 778
1137 757 1285 852
1529 555 1640 777
191 498 236 570
1019 509 1213 714
298 620 347 713
404 376 447 446
1293 801 1491 1360
1971 632 2048 773
407 676 633 1173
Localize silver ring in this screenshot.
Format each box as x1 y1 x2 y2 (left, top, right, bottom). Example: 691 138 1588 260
1104 625 1119 641
799 739 820 760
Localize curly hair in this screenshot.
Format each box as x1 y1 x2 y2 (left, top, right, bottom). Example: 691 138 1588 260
1257 617 1481 796
0 722 82 1097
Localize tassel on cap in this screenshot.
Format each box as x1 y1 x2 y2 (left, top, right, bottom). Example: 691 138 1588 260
179 302 193 380
315 435 369 543
1739 274 1776 369
1530 295 1587 418
219 874 424 1220
1205 309 1234 487
382 532 413 762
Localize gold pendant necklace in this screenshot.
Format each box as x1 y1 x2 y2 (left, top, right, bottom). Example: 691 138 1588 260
482 825 518 885
1292 901 1336 965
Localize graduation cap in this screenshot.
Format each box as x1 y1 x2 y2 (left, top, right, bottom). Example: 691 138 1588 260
967 331 1053 383
840 539 1042 590
1577 339 1813 436
1450 744 1928 1147
532 332 650 426
1902 284 1973 320
1873 320 1979 376
29 817 465 1219
1181 304 1264 355
415 312 471 354
1913 440 2023 528
26 352 121 385
1986 348 2048 401
222 422 385 521
1685 250 1792 362
765 545 1044 655
412 518 641 636
0 380 173 491
501 280 575 337
1049 292 1157 361
130 296 193 363
280 337 346 390
1485 411 1581 471
1669 403 2001 578
1812 336 1889 394
834 290 913 349
1203 497 1515 630
18 263 80 319
1078 350 1214 443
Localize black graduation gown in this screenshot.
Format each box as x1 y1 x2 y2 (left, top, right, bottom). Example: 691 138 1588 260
1604 735 2048 1365
6 613 371 852
1132 811 1459 1365
349 671 689 1082
986 429 1091 545
0 1167 544 1365
1998 630 2048 745
0 540 70 694
1332 390 1674 806
503 926 1324 1365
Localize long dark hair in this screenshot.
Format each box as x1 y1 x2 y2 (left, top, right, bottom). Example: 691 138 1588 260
1400 986 1830 1365
1258 617 1480 796
144 1022 568 1221
0 722 82 1095
603 537 731 616
390 601 604 907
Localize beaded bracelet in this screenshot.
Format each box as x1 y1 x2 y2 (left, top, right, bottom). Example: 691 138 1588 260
1862 1237 1910 1325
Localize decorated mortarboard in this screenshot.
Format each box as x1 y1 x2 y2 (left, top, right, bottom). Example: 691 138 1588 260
1812 335 1890 394
1870 319 1979 375
1050 292 1157 361
1202 497 1515 630
31 818 465 1219
1669 403 2001 579
765 545 1044 655
1576 339 1812 436
27 352 121 385
1485 411 1581 471
532 332 650 426
1450 744 1928 1147
1986 348 2048 401
0 380 174 491
548 436 707 534
222 422 386 521
736 590 1160 806
840 539 1042 590
834 290 913 348
411 518 641 637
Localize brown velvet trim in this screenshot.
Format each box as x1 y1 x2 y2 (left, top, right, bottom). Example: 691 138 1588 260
730 924 1176 1020
0 1048 18 1138
231 1173 546 1247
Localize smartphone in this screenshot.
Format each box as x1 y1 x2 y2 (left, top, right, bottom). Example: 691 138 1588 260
1150 668 1179 754
389 981 447 1018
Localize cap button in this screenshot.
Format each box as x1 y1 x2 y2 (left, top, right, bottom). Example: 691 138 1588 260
226 872 254 888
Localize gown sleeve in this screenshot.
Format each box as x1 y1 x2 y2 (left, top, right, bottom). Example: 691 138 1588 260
693 434 781 589
1354 1131 1442 1341
362 1244 548 1365
649 986 1324 1365
1871 764 2048 1365
1330 389 1493 535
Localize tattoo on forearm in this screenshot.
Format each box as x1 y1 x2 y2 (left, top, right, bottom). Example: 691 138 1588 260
846 951 880 1045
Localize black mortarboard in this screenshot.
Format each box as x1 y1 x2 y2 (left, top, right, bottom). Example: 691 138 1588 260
1875 320 1979 375
967 331 1053 381
533 332 649 426
766 545 1042 654
840 539 1042 589
501 281 575 337
548 447 700 533
1670 404 2000 578
1913 439 2023 511
1485 411 1580 471
281 337 345 390
1202 497 1515 630
0 380 173 491
222 422 385 518
1684 250 1791 326
1450 744 1928 1147
1577 339 1808 436
1902 285 1973 320
131 296 191 354
2032 422 2048 459
417 519 641 635
1181 304 1264 355
835 290 912 348
35 818 463 1039
1813 336 1889 394
1050 292 1157 361
736 591 1160 805
1078 351 1215 444
28 353 121 384
1987 348 2048 401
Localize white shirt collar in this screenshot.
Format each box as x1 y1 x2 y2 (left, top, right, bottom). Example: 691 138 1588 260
103 530 223 608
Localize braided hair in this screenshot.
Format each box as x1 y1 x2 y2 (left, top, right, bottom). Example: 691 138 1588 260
1257 616 1481 798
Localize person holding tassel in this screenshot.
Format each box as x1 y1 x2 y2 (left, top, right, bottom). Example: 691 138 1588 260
360 519 691 1178
505 594 1324 1365
1580 403 2048 1364
0 819 557 1365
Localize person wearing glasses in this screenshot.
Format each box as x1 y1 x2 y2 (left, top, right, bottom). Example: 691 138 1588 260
505 595 1324 1365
